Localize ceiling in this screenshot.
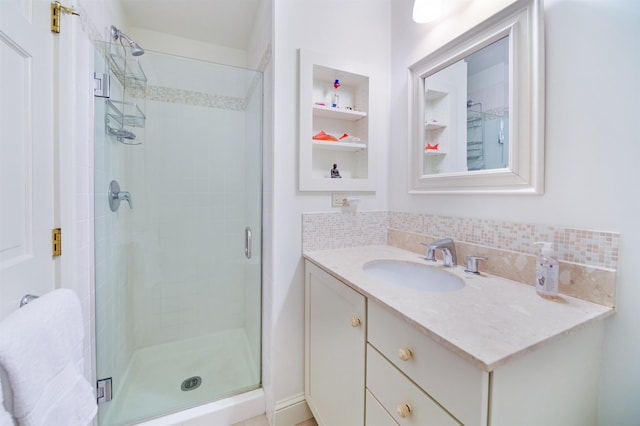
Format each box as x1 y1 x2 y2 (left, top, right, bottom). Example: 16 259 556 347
120 0 261 50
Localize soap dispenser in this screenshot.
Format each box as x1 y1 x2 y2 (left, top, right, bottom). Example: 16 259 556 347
534 242 559 299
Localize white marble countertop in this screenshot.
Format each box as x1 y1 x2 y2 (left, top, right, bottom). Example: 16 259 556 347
303 245 614 372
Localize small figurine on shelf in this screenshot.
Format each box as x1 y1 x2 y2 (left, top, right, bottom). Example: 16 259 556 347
331 163 342 178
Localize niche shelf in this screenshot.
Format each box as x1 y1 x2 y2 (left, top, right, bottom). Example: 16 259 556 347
312 104 367 121
422 86 453 174
425 121 447 130
299 49 375 191
312 140 368 151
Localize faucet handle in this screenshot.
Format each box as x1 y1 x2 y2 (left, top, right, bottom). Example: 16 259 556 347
465 256 487 274
117 191 133 209
420 242 436 262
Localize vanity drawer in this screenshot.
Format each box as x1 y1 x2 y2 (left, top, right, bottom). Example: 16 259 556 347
367 344 460 425
366 390 398 426
367 302 489 426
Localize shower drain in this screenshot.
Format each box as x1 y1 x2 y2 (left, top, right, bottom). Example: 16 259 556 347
181 376 202 391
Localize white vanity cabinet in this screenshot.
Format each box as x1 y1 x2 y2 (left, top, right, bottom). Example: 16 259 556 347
366 344 462 425
365 390 397 426
367 302 487 425
304 259 605 426
304 261 366 426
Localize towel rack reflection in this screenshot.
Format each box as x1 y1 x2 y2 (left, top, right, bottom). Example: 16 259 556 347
19 294 39 308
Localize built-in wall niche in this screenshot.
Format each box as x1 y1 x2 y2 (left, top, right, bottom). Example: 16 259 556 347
299 49 376 191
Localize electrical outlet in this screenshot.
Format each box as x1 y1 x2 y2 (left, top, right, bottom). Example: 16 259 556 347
331 193 347 207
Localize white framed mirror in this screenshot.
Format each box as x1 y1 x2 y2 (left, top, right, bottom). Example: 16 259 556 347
408 0 544 194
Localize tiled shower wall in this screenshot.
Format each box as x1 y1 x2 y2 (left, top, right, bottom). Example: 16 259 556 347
131 100 246 347
128 59 258 349
302 211 619 306
84 11 263 394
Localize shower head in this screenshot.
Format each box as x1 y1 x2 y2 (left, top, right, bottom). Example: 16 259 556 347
467 99 482 110
111 25 145 56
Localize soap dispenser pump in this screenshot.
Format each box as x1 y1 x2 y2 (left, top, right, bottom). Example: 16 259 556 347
534 242 559 299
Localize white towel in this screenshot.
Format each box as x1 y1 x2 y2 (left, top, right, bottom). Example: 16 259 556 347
0 374 14 426
0 289 97 426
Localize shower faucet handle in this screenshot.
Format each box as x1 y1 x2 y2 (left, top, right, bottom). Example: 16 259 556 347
108 180 133 211
117 191 133 209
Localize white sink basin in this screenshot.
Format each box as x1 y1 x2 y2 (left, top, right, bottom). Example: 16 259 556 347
363 260 465 292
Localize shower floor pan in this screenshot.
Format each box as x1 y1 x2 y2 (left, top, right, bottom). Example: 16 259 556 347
102 328 260 426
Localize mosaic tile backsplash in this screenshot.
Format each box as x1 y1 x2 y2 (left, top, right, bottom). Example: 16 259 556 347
387 212 618 270
302 211 388 250
303 211 619 307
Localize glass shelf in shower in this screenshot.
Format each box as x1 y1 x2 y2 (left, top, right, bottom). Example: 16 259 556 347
106 99 146 128
106 53 148 92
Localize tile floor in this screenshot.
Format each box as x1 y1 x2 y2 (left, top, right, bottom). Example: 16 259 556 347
230 416 317 426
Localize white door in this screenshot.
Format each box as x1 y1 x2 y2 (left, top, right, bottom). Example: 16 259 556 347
0 0 55 319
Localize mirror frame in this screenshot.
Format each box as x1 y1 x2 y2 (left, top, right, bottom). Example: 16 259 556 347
408 0 544 194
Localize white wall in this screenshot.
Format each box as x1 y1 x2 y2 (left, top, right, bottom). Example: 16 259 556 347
128 27 248 67
66 0 640 424
271 0 391 408
389 0 640 424
80 0 129 42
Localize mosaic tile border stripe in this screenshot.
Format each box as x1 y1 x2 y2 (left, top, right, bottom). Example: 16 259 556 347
144 85 246 111
304 211 619 271
388 212 619 270
78 5 103 43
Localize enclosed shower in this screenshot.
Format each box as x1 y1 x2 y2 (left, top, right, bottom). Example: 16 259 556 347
93 37 262 425
466 101 509 171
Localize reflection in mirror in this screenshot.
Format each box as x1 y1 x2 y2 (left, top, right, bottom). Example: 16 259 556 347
423 36 509 175
408 0 544 194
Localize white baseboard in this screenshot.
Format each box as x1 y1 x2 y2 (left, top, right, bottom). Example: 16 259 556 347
273 393 313 426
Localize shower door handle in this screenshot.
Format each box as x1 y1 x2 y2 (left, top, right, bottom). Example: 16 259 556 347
245 227 252 259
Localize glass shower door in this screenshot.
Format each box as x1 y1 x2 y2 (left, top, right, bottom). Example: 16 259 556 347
93 42 262 425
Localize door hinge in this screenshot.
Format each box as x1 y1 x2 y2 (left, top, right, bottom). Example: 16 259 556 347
97 378 113 404
51 1 79 34
52 228 62 257
94 72 110 98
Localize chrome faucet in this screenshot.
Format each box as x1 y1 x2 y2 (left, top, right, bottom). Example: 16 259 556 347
422 238 457 267
108 180 133 212
465 256 487 274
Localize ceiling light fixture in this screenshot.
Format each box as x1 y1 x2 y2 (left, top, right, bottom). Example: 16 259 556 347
412 0 444 23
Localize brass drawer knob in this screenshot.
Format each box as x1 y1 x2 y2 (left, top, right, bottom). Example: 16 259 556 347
351 316 362 327
397 403 412 418
398 347 413 361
